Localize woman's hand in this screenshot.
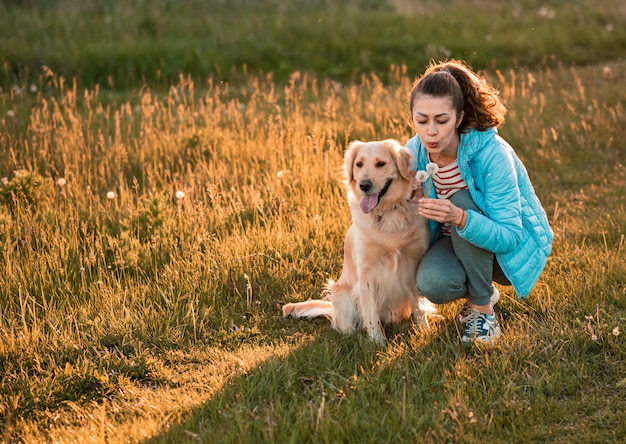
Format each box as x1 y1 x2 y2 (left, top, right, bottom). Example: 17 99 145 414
418 197 467 228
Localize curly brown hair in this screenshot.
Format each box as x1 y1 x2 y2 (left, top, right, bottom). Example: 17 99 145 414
409 59 507 132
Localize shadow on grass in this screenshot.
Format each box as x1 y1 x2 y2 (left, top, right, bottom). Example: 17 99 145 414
145 314 470 443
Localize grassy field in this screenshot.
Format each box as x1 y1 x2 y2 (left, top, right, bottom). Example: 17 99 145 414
1 0 626 443
2 0 626 89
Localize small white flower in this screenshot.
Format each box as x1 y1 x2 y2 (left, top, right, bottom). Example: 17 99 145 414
591 334 598 341
175 190 185 200
106 191 116 200
57 177 66 187
426 162 439 176
6 110 15 118
415 171 429 182
538 5 556 19
605 24 614 32
30 84 38 93
1 177 8 186
613 327 620 336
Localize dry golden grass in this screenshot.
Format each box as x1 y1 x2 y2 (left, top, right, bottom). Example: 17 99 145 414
1 61 625 442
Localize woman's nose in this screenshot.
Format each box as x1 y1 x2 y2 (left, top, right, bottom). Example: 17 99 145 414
427 122 437 136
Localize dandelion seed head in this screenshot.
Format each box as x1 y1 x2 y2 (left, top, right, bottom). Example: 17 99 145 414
602 66 614 80
7 110 15 118
605 24 614 32
175 190 185 200
591 334 598 341
57 177 66 187
426 162 439 176
415 171 429 182
29 84 38 93
613 326 620 336
1 177 8 186
106 191 116 200
538 5 556 19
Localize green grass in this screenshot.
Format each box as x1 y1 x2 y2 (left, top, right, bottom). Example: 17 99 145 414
1 0 626 443
2 0 626 89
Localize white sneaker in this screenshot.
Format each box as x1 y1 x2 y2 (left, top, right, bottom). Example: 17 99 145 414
460 309 502 346
457 287 500 326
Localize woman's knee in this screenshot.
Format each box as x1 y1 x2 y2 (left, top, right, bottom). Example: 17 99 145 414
450 189 482 213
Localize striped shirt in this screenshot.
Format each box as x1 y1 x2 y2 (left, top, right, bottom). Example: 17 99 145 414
432 159 468 236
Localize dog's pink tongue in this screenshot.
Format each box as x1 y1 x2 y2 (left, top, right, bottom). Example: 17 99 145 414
360 194 378 214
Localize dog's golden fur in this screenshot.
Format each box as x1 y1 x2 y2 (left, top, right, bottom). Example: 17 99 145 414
282 139 436 344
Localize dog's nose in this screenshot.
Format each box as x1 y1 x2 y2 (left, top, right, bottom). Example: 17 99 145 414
359 180 373 192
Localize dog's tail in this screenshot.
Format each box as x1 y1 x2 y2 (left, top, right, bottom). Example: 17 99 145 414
282 300 334 319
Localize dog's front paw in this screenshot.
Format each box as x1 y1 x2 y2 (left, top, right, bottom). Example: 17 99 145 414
365 322 387 345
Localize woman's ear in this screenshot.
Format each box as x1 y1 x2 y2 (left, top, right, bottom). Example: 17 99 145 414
456 110 465 129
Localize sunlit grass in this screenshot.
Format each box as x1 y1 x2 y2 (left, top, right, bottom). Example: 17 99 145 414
0 59 625 442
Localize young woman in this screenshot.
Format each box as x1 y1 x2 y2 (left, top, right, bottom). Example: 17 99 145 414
405 60 553 346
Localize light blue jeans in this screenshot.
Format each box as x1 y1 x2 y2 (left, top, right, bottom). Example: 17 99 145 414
416 189 510 306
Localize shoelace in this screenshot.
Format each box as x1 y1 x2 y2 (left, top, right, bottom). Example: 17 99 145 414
463 310 483 336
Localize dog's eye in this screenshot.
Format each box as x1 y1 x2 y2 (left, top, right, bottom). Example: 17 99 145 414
355 161 363 168
376 161 386 168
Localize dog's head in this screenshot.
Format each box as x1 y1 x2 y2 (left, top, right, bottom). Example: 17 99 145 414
344 139 414 214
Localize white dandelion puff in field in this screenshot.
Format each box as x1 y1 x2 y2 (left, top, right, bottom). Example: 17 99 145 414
277 170 290 179
57 177 66 187
7 110 15 118
426 162 439 176
1 177 8 186
30 84 38 93
106 191 116 200
538 5 556 19
175 190 185 200
613 326 620 336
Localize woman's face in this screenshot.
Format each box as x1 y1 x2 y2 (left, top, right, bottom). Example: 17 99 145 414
411 93 464 162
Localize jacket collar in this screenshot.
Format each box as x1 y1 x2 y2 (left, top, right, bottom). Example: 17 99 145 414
458 127 498 162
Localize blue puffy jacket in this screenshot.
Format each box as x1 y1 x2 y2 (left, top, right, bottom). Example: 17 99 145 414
405 128 553 299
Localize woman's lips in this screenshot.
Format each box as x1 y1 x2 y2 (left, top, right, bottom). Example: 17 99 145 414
426 141 438 149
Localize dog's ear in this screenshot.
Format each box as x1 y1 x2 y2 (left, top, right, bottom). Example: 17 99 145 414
344 140 363 184
388 140 413 181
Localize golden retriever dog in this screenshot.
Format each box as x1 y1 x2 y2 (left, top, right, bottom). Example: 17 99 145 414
282 139 436 344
